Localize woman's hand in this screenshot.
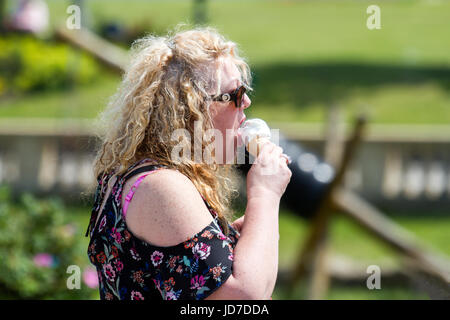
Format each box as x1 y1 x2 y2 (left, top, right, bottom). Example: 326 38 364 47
231 215 245 233
246 141 292 202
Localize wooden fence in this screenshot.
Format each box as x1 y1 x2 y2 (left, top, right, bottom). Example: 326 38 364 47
0 118 449 211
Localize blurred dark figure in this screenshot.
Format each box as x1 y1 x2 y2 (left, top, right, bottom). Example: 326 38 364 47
99 20 158 47
237 135 334 219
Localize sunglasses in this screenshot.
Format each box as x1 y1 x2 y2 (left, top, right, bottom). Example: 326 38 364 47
211 85 251 108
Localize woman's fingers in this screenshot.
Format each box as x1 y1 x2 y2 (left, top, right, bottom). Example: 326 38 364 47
280 154 291 165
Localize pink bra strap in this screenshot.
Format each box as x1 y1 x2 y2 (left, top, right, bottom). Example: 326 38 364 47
122 172 154 218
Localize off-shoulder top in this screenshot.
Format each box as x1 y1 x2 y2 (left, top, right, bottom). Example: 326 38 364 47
85 158 240 300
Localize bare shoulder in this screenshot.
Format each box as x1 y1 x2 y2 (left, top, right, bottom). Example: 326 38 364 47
140 168 197 197
124 168 214 247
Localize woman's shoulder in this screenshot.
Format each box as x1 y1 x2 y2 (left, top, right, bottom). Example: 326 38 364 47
135 167 200 201
124 167 216 248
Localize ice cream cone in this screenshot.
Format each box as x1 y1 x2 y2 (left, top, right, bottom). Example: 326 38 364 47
246 136 271 157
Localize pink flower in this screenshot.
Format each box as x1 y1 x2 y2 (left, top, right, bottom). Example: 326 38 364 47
131 291 144 300
83 267 99 288
151 251 164 267
114 260 124 272
110 228 121 243
103 263 116 282
192 242 211 260
216 232 227 240
190 275 206 290
33 253 53 268
166 290 178 300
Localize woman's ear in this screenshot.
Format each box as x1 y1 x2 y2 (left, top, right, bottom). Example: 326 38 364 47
208 102 219 119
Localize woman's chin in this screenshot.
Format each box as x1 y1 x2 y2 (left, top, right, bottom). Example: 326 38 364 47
236 128 243 148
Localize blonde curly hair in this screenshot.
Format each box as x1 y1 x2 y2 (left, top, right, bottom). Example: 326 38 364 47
92 27 252 235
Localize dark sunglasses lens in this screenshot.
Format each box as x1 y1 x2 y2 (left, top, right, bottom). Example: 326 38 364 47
236 86 246 108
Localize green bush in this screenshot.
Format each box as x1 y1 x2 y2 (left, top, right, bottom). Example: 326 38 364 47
0 35 99 96
0 185 97 299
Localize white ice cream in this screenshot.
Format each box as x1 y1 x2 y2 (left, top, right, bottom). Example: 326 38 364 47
238 118 272 157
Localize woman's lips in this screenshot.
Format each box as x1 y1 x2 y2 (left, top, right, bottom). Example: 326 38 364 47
234 116 246 148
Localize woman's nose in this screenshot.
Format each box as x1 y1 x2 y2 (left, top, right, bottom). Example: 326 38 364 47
242 94 251 109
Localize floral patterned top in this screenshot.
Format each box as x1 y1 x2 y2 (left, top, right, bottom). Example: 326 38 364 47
85 158 240 300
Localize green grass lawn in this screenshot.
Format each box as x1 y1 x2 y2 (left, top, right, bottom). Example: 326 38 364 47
1 0 449 124
43 0 450 65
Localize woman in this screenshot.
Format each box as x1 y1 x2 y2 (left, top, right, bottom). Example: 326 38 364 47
85 27 292 300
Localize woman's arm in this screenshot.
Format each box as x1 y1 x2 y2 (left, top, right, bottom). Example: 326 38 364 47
205 193 279 300
206 142 291 300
